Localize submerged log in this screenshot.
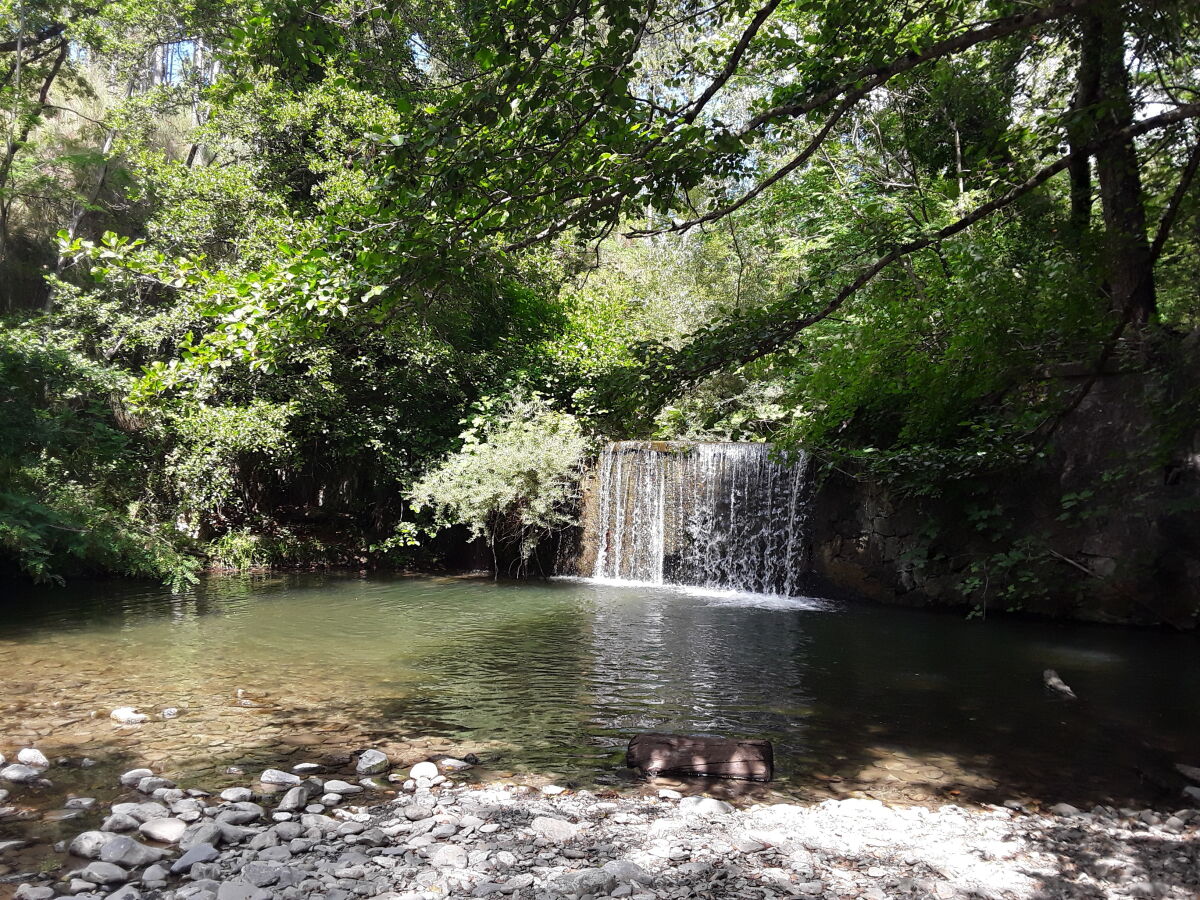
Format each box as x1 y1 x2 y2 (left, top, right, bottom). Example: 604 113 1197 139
627 733 774 782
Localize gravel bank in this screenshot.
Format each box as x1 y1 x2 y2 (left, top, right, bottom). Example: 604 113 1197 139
3 753 1199 900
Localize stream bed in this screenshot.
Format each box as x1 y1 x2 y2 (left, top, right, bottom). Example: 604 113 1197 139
1 573 1198 861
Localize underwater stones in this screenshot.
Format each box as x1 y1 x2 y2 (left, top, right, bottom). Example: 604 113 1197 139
110 707 149 725
355 749 390 775
0 764 40 783
16 748 49 768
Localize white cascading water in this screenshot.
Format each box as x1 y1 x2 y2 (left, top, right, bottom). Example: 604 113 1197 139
591 442 811 596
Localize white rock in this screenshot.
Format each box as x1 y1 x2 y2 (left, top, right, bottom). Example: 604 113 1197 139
16 748 49 768
430 843 468 868
110 707 149 725
409 761 438 781
119 768 154 787
322 780 363 794
438 757 473 771
531 816 583 842
0 764 40 783
69 830 118 859
678 796 734 817
541 784 567 796
259 769 300 786
160 707 180 719
139 817 188 843
220 788 253 802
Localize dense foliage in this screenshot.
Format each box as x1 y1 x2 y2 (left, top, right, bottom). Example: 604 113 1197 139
1 0 1197 584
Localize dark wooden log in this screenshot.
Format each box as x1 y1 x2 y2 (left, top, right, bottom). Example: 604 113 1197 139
627 733 774 782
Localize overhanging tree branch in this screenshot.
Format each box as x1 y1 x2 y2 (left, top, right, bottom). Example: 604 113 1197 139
633 104 1200 399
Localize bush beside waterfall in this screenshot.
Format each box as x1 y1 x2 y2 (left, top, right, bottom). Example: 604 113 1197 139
409 395 588 568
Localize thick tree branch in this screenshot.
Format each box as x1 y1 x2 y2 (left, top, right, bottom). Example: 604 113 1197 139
681 0 783 125
742 0 1093 134
0 22 67 54
646 104 1200 394
1149 135 1200 265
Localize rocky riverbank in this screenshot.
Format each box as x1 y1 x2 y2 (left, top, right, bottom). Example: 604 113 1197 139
3 749 1199 900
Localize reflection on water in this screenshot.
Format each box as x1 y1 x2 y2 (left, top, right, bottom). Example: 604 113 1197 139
1 572 1198 844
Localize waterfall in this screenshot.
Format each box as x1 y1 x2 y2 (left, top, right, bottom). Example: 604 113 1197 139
591 442 812 595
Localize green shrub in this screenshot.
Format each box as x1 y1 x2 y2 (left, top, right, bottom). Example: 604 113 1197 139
409 394 587 566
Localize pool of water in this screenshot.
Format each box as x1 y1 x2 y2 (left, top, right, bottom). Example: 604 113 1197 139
1 573 1198 855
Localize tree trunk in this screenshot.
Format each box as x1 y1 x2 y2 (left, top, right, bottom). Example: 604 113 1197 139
1078 0 1157 324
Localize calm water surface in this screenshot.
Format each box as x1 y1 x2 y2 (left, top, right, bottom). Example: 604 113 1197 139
1 573 1198 851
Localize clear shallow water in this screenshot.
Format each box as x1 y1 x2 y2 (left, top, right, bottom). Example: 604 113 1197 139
1 572 1198 848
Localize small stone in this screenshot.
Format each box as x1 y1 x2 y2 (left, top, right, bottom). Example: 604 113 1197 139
430 844 469 868
101 812 140 833
319 793 342 806
119 768 154 787
322 780 363 794
678 796 734 817
221 787 253 802
259 769 301 786
0 764 40 783
140 817 188 843
409 761 438 781
14 885 55 900
1050 803 1081 817
137 776 175 794
171 842 220 874
531 816 583 842
100 835 165 868
216 879 272 900
70 831 118 859
81 861 130 885
657 789 683 800
572 869 617 896
242 861 281 887
404 805 433 821
356 749 390 775
603 859 653 885
16 748 49 768
541 784 567 796
143 863 170 882
439 758 472 771
161 707 180 719
110 707 149 725
65 797 98 809
217 801 265 825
